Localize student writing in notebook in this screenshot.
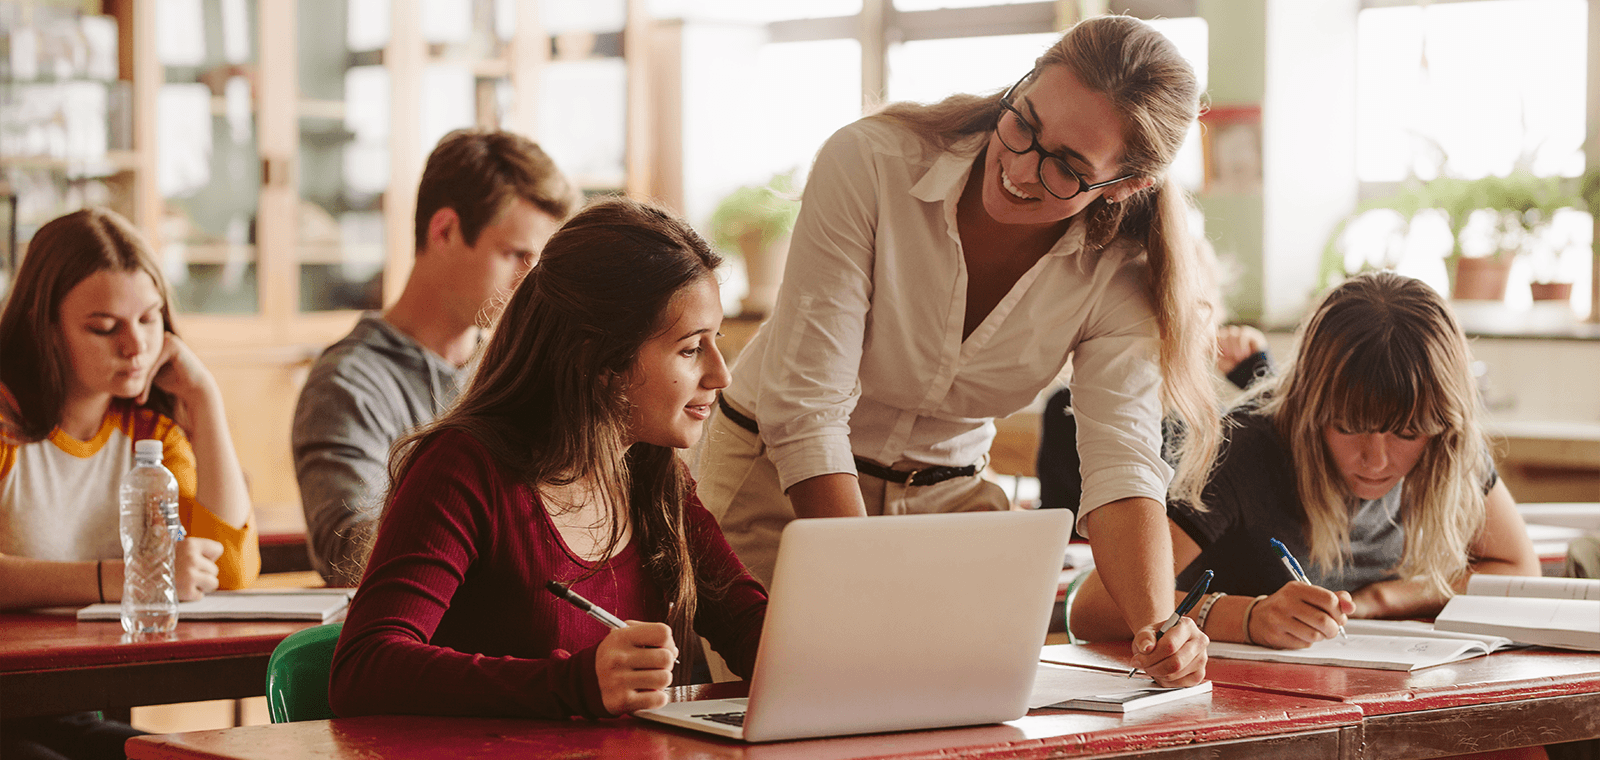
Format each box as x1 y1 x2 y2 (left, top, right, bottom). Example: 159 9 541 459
329 199 767 719
1069 271 1538 649
0 208 260 760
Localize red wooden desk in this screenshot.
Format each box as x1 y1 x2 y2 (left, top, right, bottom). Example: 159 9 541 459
1043 642 1600 759
125 680 1364 760
0 612 319 718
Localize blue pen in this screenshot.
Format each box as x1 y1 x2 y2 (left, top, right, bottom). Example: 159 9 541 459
1269 538 1347 639
1128 569 1213 677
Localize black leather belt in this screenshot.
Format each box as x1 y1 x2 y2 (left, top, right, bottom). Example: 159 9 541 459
716 396 979 488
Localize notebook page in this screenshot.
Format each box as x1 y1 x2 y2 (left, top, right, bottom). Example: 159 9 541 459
77 589 354 622
1341 619 1517 650
1208 634 1490 671
1464 575 1600 601
1028 663 1211 711
1435 595 1600 651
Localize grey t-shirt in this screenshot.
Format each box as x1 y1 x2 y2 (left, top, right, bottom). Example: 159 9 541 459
1169 411 1496 596
291 312 465 585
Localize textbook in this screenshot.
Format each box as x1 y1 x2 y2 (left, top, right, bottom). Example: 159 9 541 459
1029 663 1213 713
1434 575 1600 652
77 588 354 623
1207 634 1497 671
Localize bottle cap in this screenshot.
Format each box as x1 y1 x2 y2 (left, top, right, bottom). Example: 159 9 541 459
134 439 163 458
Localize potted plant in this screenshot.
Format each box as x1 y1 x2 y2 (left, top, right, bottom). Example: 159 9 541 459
1322 169 1594 302
708 171 801 318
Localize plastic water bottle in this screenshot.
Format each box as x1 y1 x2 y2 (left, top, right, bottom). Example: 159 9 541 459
119 439 183 634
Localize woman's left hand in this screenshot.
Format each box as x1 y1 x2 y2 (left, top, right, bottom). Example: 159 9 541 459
1131 616 1208 687
136 333 218 427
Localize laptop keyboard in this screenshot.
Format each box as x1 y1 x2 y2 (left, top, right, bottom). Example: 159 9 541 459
691 711 747 727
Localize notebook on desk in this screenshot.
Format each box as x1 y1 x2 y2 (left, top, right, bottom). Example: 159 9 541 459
635 509 1072 743
77 588 354 623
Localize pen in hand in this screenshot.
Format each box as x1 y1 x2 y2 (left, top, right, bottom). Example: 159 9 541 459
1129 569 1213 678
546 580 627 629
1269 538 1347 639
545 581 680 664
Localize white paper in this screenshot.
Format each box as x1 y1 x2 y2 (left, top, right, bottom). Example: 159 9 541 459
77 588 355 623
1464 574 1600 601
220 0 251 64
419 64 475 161
420 0 472 43
1028 663 1212 711
156 0 207 67
1208 635 1492 671
157 83 214 196
347 0 391 52
80 16 119 80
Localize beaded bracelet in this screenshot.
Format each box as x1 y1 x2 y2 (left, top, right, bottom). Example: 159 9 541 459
1194 592 1226 633
96 559 105 604
1241 595 1268 645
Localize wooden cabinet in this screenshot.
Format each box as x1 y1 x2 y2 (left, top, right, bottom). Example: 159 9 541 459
83 0 651 534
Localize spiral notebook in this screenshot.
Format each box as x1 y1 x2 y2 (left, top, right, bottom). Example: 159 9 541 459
77 588 354 623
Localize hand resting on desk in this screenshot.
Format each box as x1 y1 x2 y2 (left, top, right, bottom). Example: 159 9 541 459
596 621 679 716
174 537 223 601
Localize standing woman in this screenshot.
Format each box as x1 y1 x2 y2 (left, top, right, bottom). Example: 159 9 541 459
695 15 1217 685
0 208 258 760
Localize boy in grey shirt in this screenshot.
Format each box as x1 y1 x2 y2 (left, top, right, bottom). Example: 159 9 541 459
292 129 581 585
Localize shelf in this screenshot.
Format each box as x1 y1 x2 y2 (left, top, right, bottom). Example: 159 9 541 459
0 150 140 177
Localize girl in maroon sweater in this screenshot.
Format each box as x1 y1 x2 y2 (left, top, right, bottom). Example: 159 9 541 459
330 198 767 720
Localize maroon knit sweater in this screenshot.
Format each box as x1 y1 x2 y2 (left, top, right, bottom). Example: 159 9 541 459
329 430 767 719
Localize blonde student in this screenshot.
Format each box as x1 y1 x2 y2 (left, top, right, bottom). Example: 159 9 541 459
0 208 258 760
330 199 766 720
1070 271 1538 648
694 14 1216 685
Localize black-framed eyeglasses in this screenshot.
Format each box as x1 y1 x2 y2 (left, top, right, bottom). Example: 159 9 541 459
997 72 1134 201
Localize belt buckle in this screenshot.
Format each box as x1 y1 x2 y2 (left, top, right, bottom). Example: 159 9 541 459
903 468 925 487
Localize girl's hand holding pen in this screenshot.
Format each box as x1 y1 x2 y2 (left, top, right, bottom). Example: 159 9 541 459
596 622 679 716
1131 617 1208 688
1250 582 1355 650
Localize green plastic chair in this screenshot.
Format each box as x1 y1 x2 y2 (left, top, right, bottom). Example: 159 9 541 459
265 622 343 723
1059 569 1092 645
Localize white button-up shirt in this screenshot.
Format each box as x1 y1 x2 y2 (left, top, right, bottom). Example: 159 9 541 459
724 118 1172 528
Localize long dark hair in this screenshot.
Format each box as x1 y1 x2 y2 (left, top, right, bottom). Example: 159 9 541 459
869 14 1218 507
0 208 178 442
386 197 723 675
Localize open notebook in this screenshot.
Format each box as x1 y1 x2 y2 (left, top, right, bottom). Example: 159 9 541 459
1435 575 1600 652
1206 619 1516 671
77 588 354 623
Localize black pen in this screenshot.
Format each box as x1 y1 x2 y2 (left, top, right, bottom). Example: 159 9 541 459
546 581 627 629
1128 569 1213 677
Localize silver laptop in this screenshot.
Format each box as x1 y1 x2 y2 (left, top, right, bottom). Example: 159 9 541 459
636 509 1072 742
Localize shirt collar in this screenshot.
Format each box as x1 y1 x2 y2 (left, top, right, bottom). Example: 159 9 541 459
909 133 985 204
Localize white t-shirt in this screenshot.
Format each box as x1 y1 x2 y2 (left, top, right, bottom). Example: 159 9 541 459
723 118 1173 528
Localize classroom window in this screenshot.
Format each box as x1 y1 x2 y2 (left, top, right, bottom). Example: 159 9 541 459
1351 0 1592 318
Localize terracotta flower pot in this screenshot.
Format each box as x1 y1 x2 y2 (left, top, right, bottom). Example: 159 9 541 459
1452 257 1513 301
737 229 790 319
1529 281 1573 302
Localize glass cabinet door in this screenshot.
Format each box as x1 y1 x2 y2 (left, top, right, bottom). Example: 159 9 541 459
296 0 388 312
156 0 261 314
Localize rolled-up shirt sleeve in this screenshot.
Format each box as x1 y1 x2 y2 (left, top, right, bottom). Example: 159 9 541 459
1068 265 1172 536
756 126 881 492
